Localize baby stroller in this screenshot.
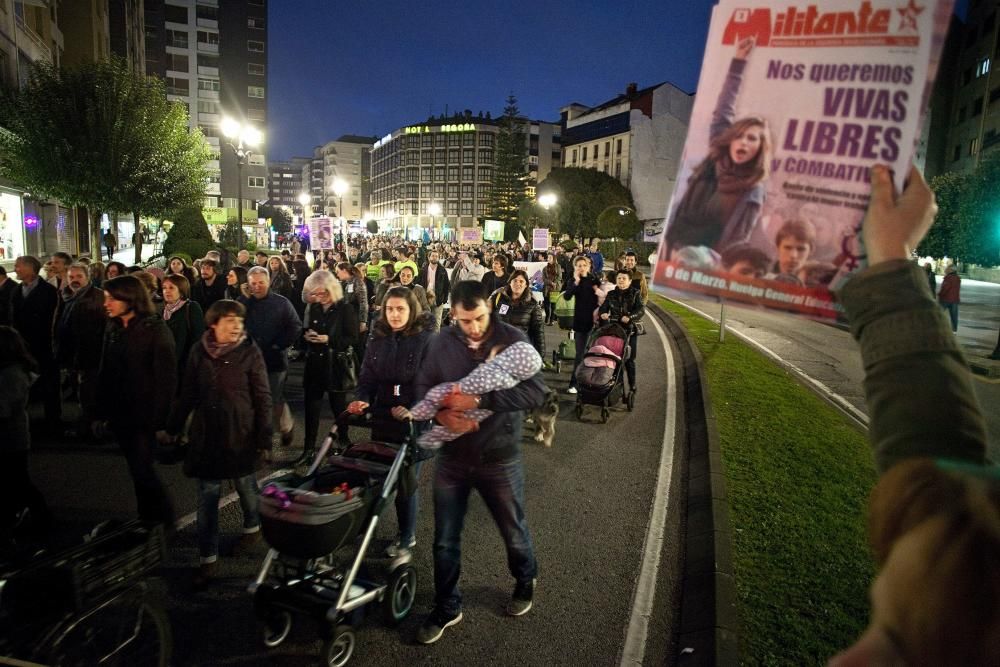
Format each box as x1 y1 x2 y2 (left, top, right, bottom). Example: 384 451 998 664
573 323 635 423
551 293 576 373
249 414 418 666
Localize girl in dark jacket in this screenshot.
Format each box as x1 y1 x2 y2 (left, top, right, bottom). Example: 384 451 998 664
267 255 294 300
225 266 249 301
300 270 359 462
562 255 601 393
162 274 205 390
491 269 545 360
348 286 434 555
165 299 272 589
98 275 177 525
598 269 646 392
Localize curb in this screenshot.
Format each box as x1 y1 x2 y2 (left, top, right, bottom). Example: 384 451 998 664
649 302 739 667
969 357 1000 379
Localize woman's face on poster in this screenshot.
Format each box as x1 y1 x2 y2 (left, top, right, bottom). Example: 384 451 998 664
729 124 764 165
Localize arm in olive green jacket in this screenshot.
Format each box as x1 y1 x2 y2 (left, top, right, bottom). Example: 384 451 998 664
839 260 987 473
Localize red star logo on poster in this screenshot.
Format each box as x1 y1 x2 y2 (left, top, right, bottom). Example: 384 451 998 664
897 0 924 31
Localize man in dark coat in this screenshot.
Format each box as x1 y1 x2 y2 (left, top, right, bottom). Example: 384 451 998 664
191 258 227 312
417 250 451 327
54 263 107 435
240 266 302 444
11 255 60 422
414 280 546 645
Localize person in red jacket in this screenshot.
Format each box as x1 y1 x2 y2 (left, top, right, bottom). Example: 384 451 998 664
937 264 961 333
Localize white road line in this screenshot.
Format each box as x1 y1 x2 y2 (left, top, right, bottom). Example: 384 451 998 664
174 467 293 532
619 311 678 666
667 298 870 429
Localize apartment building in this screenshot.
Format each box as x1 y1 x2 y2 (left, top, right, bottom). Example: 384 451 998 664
144 0 267 221
297 135 376 221
924 1 1000 178
267 156 310 216
560 81 693 241
369 112 560 236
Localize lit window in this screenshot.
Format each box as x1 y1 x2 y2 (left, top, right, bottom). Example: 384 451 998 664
248 40 265 53
248 17 265 29
976 57 991 78
248 63 265 76
248 86 265 98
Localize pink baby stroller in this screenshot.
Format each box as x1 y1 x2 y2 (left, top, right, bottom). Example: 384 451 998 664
573 323 635 422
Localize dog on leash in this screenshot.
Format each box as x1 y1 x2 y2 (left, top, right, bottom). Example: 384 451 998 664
532 390 560 447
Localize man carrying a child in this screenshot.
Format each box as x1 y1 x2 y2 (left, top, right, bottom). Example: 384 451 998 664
413 280 547 645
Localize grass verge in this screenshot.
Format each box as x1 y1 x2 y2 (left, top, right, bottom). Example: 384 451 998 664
653 296 877 665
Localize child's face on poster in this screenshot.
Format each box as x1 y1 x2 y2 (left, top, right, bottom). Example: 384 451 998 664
729 125 764 165
778 238 811 274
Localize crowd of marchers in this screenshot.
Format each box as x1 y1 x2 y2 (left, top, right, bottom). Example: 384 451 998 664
0 232 650 644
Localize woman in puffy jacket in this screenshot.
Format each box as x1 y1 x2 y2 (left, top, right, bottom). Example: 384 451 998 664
598 269 645 393
166 299 272 590
347 286 434 556
490 269 545 360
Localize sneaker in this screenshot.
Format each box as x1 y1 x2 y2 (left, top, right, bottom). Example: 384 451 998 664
567 386 578 395
416 608 463 644
507 578 535 616
385 538 416 557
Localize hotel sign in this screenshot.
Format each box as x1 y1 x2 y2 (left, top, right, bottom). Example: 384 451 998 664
404 123 477 134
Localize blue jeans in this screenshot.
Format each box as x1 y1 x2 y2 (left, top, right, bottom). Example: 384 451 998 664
941 301 959 332
432 456 537 615
197 474 260 563
395 459 423 544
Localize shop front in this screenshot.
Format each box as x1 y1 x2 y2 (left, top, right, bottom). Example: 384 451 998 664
0 187 26 269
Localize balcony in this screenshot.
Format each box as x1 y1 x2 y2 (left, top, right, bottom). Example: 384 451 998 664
15 16 52 65
197 65 219 76
198 89 219 100
197 18 218 29
197 41 219 54
205 183 221 195
199 112 220 123
205 160 220 170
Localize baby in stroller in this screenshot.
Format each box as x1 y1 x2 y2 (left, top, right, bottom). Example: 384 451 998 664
397 341 542 449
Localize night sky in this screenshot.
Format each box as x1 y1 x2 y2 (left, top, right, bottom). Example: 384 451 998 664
266 0 716 160
266 0 971 161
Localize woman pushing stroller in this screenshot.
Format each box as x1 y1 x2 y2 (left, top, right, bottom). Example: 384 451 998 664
597 269 645 394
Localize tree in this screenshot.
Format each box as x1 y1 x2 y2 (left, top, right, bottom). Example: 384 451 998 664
534 167 638 241
259 203 292 236
217 218 247 250
0 58 210 262
921 152 1000 266
488 94 530 240
163 206 215 261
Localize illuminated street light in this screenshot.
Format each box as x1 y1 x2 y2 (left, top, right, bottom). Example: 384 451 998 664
221 117 263 238
297 192 312 228
538 192 558 210
332 178 349 219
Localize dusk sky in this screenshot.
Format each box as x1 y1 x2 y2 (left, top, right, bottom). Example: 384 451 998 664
266 0 717 160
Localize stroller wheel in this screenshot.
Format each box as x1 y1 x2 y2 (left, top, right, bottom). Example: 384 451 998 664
627 391 636 412
383 564 417 626
322 625 356 667
601 408 610 424
552 350 558 368
261 610 292 648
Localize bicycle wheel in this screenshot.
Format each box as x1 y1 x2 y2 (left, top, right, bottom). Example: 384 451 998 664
44 593 172 667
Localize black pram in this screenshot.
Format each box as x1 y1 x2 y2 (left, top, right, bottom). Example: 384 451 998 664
573 323 636 422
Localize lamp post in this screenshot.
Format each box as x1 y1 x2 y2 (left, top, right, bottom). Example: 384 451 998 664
427 201 441 241
222 118 262 245
297 192 312 228
538 193 558 246
332 178 348 219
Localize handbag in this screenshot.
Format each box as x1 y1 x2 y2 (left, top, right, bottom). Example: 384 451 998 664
334 346 358 391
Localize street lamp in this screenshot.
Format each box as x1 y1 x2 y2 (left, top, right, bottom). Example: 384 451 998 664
427 201 441 240
538 192 558 210
298 192 312 226
222 118 262 243
332 178 348 219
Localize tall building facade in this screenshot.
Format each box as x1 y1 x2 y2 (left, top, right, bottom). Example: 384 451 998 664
267 156 310 216
297 136 376 221
560 81 693 241
109 0 146 73
369 113 560 236
923 1 999 178
59 0 111 68
0 0 75 267
144 0 267 218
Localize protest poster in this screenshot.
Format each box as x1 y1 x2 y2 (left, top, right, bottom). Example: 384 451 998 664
484 219 505 241
513 261 547 302
460 228 484 245
532 228 550 251
308 216 334 250
652 0 953 321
